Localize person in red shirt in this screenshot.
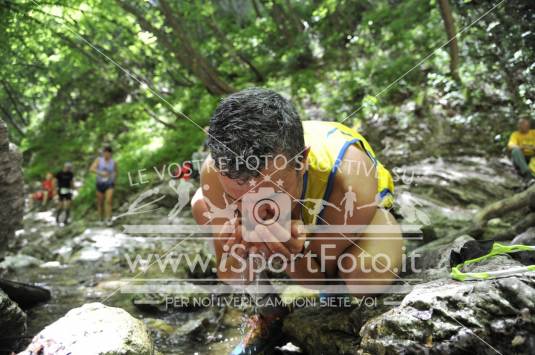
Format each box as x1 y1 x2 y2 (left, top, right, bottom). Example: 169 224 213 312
171 162 193 181
32 172 55 207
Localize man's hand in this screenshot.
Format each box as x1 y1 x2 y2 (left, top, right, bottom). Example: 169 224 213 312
254 219 306 259
221 220 248 260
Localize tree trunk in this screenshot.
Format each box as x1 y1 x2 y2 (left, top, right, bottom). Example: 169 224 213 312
208 16 264 83
143 108 178 129
251 0 262 18
116 0 234 96
493 10 526 110
437 0 460 82
270 2 296 44
158 0 235 96
1 80 28 126
0 106 25 137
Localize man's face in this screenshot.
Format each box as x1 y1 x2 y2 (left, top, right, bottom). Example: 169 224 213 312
518 119 531 133
103 151 112 160
217 159 304 221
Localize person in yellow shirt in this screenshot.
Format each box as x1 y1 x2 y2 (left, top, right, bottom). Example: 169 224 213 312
508 118 535 181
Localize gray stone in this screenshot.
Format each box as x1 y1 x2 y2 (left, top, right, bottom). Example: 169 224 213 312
18 302 156 355
283 306 361 355
410 234 475 271
283 237 535 355
0 289 27 352
358 273 535 355
511 227 535 265
0 254 43 270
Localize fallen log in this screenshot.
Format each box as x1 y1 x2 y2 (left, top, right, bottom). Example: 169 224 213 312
474 183 535 230
492 212 535 241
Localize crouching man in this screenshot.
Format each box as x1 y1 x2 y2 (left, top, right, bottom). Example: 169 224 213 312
508 117 535 183
192 88 403 354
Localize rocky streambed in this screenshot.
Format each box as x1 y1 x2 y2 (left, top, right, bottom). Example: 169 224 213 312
1 154 534 354
1 208 248 354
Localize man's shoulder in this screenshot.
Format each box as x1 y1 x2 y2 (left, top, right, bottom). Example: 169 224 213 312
200 156 215 177
332 145 376 190
200 156 222 189
339 145 375 176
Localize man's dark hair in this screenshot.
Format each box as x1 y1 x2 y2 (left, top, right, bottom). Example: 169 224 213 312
208 88 304 181
103 145 113 153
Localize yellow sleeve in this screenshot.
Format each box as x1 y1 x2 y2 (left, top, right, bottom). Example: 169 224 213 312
508 132 518 148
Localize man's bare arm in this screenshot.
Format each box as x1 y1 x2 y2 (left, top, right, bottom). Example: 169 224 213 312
290 146 378 280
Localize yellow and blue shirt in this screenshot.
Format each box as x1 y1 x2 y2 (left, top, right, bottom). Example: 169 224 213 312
301 121 394 225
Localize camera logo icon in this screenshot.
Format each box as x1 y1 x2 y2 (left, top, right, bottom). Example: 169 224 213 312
242 187 291 242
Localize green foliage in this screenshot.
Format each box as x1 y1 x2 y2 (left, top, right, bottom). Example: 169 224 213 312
0 0 533 213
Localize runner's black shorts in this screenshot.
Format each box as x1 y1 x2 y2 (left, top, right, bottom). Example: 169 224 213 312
58 192 72 201
96 181 114 193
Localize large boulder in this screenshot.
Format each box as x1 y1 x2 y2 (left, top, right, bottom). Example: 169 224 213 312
18 302 156 355
0 289 27 352
283 237 535 355
0 119 24 259
359 271 535 354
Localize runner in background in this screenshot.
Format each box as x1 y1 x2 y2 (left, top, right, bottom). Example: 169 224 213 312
90 146 117 226
55 162 74 225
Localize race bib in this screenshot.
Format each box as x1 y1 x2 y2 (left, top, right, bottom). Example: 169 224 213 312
60 188 71 195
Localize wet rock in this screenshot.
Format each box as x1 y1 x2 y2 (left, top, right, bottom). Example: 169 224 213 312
511 227 535 265
0 289 27 352
145 318 175 336
39 261 63 268
394 188 473 242
283 237 535 355
410 234 474 271
399 157 519 206
147 310 214 343
0 254 43 270
276 342 304 354
131 282 210 313
283 306 362 355
392 156 522 241
358 273 535 354
0 119 24 259
175 317 210 341
18 302 155 355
